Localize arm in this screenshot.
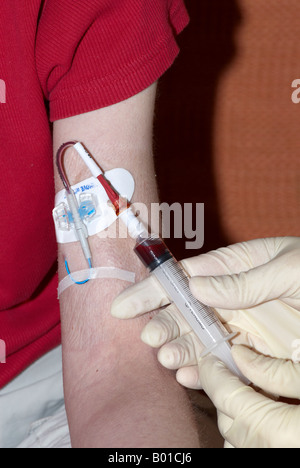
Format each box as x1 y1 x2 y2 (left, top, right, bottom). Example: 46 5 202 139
53 83 200 448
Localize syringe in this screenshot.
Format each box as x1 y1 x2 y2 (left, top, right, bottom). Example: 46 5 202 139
133 234 249 384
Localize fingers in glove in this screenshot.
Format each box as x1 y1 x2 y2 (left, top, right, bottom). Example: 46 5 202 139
189 253 298 311
198 357 300 448
181 238 275 278
220 397 300 448
232 345 300 399
176 365 203 390
157 333 204 370
111 275 170 319
141 303 192 348
197 355 259 419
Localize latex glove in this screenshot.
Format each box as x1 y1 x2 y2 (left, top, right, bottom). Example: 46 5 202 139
111 237 300 388
196 351 300 448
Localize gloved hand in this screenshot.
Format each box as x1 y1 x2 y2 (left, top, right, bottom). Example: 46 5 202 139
196 351 300 448
111 237 300 378
111 236 300 448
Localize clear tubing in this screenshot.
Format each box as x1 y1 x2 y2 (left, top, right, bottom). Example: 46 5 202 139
134 235 250 384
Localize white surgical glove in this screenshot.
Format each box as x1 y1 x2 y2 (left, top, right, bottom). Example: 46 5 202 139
111 236 300 448
196 352 300 448
111 237 300 380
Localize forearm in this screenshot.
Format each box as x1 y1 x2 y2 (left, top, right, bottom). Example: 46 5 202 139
54 84 200 448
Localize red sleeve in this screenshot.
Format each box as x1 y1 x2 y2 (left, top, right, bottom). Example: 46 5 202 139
35 0 189 121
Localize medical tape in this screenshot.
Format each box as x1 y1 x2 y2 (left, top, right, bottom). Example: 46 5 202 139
58 267 136 297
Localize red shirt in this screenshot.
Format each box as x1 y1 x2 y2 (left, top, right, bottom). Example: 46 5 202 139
0 0 189 388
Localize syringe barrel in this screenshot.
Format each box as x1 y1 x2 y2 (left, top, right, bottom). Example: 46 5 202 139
134 235 173 271
134 235 228 347
134 235 249 383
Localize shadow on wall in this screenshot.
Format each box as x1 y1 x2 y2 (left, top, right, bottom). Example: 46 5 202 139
154 0 241 259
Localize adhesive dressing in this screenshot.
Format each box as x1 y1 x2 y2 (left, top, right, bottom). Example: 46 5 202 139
53 170 135 244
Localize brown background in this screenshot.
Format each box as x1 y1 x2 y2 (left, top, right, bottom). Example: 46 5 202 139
154 0 300 261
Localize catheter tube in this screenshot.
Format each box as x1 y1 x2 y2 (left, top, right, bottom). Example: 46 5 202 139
56 141 77 190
